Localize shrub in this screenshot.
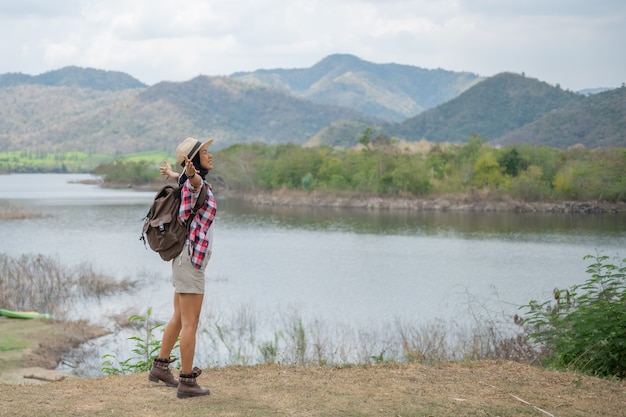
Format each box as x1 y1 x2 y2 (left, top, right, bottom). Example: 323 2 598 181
521 254 626 378
101 308 176 375
92 159 159 185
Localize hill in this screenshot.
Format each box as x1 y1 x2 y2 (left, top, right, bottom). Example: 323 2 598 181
137 76 372 148
232 53 483 122
0 76 372 154
0 66 146 90
385 72 583 144
0 84 138 152
496 86 626 148
1 58 624 154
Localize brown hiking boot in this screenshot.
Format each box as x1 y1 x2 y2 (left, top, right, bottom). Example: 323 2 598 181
148 357 179 387
177 367 210 399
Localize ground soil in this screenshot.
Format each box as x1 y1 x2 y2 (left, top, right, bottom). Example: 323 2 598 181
0 317 624 417
0 317 108 384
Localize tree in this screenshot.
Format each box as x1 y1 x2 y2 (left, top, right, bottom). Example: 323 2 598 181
498 147 524 177
471 152 507 188
358 127 375 147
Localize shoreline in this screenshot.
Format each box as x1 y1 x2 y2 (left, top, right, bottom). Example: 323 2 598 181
0 317 109 384
117 180 626 214
217 189 626 214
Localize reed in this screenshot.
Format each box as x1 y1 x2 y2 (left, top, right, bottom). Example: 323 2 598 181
193 304 540 368
0 202 48 220
0 253 137 319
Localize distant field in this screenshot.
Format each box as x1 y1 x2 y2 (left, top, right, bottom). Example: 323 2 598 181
0 150 169 174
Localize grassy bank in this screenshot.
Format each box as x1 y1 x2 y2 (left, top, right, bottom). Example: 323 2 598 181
0 318 108 374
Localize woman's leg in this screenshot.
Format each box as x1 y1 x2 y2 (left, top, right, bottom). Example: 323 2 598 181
149 292 183 387
178 292 204 373
158 292 182 358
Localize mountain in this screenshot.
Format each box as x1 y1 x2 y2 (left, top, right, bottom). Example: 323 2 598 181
495 86 626 148
1 58 624 154
135 76 372 148
231 54 483 122
0 84 137 153
0 75 372 154
384 73 582 144
0 66 146 90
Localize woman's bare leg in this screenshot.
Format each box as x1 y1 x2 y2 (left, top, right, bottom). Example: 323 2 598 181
158 292 182 358
178 292 204 373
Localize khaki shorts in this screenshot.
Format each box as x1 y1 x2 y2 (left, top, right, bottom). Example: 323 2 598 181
171 247 211 294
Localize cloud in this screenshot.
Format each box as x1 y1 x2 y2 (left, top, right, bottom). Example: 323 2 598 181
0 0 83 17
0 0 624 90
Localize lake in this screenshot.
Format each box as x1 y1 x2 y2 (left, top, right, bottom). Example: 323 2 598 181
1 173 625 374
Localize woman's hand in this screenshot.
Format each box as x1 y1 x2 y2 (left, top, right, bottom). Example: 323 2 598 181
159 160 178 180
184 156 198 178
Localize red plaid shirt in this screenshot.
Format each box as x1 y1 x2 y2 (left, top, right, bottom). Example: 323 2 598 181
178 180 217 269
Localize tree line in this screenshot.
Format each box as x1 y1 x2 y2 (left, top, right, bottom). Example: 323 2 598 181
208 135 625 202
90 135 625 203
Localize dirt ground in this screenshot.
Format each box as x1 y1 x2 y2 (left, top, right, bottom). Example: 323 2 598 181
0 317 624 417
0 317 108 383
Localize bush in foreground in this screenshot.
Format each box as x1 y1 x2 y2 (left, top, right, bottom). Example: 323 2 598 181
521 254 626 378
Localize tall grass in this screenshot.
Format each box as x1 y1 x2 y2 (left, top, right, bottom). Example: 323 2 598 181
0 202 48 220
0 253 137 319
0 251 546 372
100 303 540 378
191 304 540 368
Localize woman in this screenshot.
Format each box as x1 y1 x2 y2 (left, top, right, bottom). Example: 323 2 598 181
148 137 217 399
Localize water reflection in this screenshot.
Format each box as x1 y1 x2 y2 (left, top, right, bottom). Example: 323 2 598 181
218 198 626 242
2 174 625 374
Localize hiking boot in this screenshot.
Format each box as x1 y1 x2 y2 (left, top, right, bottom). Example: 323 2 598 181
177 367 210 399
148 357 179 387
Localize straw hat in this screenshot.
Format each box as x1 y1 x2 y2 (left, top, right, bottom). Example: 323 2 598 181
175 137 214 167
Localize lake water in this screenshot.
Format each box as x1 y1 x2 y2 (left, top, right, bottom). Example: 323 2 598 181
1 173 625 374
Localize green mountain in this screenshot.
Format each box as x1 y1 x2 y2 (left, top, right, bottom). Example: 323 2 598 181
385 73 583 145
0 66 146 90
0 84 137 153
495 87 626 148
231 54 483 121
1 58 624 155
0 75 371 154
136 75 371 147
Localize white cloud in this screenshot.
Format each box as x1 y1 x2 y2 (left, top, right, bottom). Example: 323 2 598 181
0 0 624 89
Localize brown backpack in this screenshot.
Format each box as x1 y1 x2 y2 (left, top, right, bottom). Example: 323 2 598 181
141 184 207 261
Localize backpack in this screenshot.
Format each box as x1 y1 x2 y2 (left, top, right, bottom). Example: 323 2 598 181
141 183 207 261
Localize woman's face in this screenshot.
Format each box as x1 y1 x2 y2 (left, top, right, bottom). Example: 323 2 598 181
200 148 213 171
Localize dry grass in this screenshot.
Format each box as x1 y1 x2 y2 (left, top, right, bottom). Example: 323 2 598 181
0 202 48 220
1 361 625 417
0 253 137 318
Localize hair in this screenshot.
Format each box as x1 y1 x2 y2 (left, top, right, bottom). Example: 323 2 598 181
178 152 209 185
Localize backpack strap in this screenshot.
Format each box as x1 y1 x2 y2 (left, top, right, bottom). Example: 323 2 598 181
182 184 209 254
184 182 208 229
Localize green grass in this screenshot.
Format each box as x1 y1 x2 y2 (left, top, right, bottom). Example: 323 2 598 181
0 150 170 174
121 150 170 165
0 335 29 352
0 150 111 173
0 320 36 372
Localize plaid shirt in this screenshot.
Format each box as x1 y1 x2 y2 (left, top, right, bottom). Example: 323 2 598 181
178 180 217 269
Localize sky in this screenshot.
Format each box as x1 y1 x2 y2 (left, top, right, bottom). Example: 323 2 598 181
1 0 624 91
